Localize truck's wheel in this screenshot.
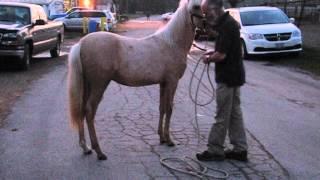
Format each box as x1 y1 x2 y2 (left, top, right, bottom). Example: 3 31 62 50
63 24 67 31
20 44 31 70
50 38 61 58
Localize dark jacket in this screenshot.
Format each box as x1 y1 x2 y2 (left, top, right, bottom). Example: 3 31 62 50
212 12 245 87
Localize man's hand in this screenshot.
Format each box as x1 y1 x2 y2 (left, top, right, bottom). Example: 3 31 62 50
201 55 211 64
202 51 226 64
201 50 215 64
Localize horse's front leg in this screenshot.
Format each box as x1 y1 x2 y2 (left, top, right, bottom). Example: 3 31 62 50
163 82 178 146
158 83 166 144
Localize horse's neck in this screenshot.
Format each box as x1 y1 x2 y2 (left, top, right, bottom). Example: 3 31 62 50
156 4 194 55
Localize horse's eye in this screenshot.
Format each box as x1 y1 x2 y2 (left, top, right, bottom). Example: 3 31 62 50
193 5 201 11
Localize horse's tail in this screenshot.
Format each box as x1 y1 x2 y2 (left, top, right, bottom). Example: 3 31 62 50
68 43 84 130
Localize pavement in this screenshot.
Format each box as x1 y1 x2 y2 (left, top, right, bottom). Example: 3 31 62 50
0 23 291 179
0 53 289 180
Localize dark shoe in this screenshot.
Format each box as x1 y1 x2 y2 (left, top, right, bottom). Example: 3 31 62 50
224 149 248 162
196 151 225 161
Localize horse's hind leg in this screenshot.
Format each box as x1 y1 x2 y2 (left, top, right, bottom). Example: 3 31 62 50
85 82 109 160
79 120 92 155
158 82 166 144
164 81 178 146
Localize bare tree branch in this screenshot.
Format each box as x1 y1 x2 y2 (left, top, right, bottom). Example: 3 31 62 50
297 0 306 27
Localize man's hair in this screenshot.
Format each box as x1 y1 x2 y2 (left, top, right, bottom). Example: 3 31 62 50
208 0 223 8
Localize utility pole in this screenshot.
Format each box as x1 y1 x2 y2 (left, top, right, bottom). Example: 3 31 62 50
126 0 129 13
283 0 288 14
297 0 306 27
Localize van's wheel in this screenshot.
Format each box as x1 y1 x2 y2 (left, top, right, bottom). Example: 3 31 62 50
20 44 31 70
50 37 61 58
241 40 249 59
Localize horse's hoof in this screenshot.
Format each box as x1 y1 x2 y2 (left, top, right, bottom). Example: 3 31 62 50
167 142 175 147
97 153 108 161
83 149 92 155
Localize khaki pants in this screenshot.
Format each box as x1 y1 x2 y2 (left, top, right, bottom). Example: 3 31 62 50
208 83 248 155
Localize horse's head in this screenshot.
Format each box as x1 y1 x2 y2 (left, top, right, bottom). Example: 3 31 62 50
186 0 205 29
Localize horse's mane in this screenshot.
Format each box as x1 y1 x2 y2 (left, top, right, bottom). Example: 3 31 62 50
152 0 189 46
179 0 188 7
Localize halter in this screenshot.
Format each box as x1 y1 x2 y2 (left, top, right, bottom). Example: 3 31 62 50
190 13 206 31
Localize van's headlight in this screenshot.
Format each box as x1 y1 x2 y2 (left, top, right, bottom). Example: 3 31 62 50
3 32 17 38
292 30 301 37
248 33 264 40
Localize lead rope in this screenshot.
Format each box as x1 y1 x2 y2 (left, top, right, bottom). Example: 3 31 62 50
188 43 215 144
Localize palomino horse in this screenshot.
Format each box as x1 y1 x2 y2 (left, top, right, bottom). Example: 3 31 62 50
68 0 204 160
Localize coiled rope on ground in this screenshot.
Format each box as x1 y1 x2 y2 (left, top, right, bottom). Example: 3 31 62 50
160 156 229 179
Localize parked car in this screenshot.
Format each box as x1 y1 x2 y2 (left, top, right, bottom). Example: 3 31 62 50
49 6 90 20
226 6 302 58
66 7 90 15
0 2 64 70
54 10 116 32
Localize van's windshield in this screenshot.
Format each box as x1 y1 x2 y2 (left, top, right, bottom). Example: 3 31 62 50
240 10 289 26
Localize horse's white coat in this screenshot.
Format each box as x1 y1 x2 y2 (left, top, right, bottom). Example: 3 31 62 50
68 0 204 160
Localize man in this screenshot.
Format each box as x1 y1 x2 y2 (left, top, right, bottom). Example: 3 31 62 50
196 0 248 162
146 11 150 21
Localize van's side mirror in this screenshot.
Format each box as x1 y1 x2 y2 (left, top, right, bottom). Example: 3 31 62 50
289 18 295 24
35 19 46 25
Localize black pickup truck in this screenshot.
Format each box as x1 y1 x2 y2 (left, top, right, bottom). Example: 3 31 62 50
0 2 64 70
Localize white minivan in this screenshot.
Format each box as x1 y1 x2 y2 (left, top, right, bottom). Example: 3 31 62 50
226 6 302 57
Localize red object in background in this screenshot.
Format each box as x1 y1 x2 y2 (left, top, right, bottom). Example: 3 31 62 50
79 0 95 9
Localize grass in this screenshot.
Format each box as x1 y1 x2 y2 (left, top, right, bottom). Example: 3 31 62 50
272 46 320 76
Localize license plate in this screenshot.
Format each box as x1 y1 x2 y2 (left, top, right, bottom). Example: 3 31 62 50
275 43 285 49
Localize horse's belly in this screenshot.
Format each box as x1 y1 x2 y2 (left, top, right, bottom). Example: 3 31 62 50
113 72 162 87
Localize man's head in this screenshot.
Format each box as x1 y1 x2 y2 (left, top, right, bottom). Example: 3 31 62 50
201 0 224 24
